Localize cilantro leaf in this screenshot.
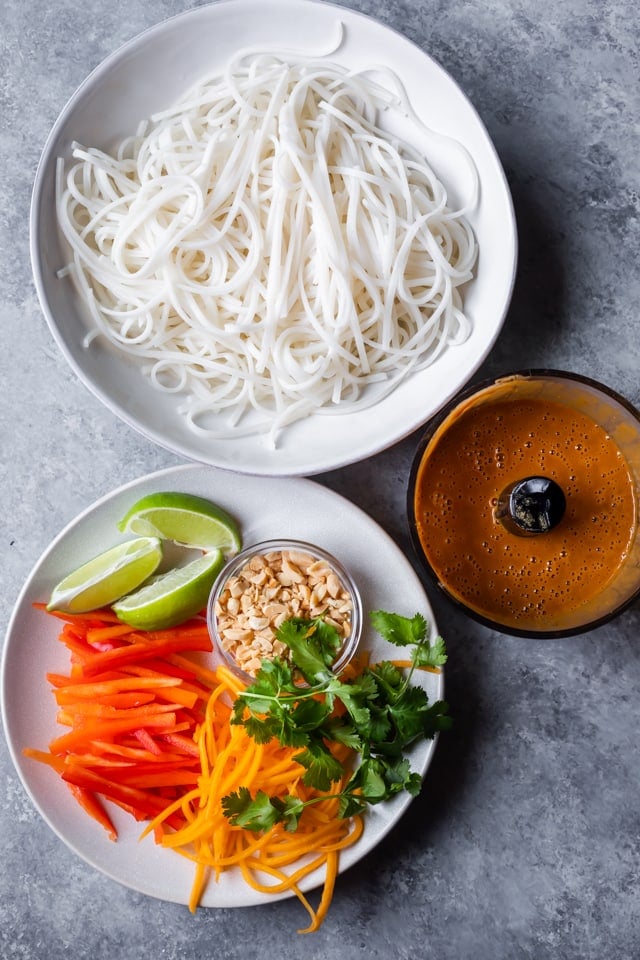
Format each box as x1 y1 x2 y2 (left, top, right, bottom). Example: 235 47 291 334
296 737 346 790
231 657 295 723
222 608 451 835
421 699 453 738
387 685 432 744
241 713 286 745
338 792 369 819
290 697 332 731
324 675 374 730
369 659 405 693
370 610 447 670
321 715 364 752
277 617 340 682
369 610 427 648
365 703 394 745
222 788 305 832
413 634 448 669
348 756 422 803
355 757 388 801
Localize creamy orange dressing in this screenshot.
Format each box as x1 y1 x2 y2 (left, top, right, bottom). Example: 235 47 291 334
414 392 637 631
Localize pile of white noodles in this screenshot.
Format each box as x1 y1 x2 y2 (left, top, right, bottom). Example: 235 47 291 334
56 52 478 445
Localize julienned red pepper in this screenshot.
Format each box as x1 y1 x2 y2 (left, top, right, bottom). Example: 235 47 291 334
24 608 216 840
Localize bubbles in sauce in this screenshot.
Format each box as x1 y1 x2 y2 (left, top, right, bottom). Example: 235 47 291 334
413 395 637 631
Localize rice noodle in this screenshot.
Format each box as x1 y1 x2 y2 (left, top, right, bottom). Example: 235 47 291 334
56 52 478 446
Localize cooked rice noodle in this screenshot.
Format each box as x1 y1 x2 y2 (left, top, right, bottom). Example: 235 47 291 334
56 51 478 446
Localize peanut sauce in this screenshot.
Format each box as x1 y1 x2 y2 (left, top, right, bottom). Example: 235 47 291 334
413 387 637 632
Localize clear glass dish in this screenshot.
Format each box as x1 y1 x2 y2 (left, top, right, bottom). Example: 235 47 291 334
207 539 363 681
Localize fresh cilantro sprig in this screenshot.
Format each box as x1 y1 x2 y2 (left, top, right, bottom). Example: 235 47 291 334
222 610 451 832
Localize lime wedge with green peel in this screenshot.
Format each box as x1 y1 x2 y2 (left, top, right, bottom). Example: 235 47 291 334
112 550 225 630
118 492 242 555
47 537 163 614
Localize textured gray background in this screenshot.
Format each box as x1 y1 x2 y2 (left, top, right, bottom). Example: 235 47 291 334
2 1 639 958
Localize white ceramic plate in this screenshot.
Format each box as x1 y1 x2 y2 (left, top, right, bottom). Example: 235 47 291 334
1 463 443 908
31 0 516 477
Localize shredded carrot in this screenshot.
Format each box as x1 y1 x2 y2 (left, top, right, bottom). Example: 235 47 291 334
144 663 363 931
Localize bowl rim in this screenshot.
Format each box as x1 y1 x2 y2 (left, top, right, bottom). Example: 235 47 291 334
406 367 640 638
207 537 363 680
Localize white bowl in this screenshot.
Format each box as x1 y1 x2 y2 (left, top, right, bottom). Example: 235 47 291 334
31 0 517 477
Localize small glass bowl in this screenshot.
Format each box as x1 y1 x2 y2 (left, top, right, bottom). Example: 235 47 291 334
207 539 362 682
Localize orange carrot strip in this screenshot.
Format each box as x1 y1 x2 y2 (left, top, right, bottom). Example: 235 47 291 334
76 751 190 770
92 757 197 775
238 856 318 927
189 862 209 913
214 663 247 696
66 783 118 841
56 692 156 711
55 710 75 727
56 701 181 721
54 674 178 695
298 851 338 934
58 631 99 661
108 770 199 789
121 661 186 678
150 621 210 640
142 719 191 735
84 623 137 644
160 733 200 759
90 740 184 763
243 850 327 891
49 712 177 753
169 654 225 688
22 747 66 773
37 604 122 624
78 633 213 678
64 753 134 769
151 687 199 710
133 727 163 755
54 677 184 705
123 622 210 648
46 670 128 688
61 766 176 819
100 691 160 709
121 663 211 701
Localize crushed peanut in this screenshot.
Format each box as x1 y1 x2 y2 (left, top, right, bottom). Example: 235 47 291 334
214 548 354 677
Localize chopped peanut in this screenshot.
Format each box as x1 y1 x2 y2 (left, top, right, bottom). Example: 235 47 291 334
214 548 353 677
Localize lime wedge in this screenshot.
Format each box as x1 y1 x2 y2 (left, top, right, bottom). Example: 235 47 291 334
112 550 225 630
47 537 163 614
117 492 242 555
